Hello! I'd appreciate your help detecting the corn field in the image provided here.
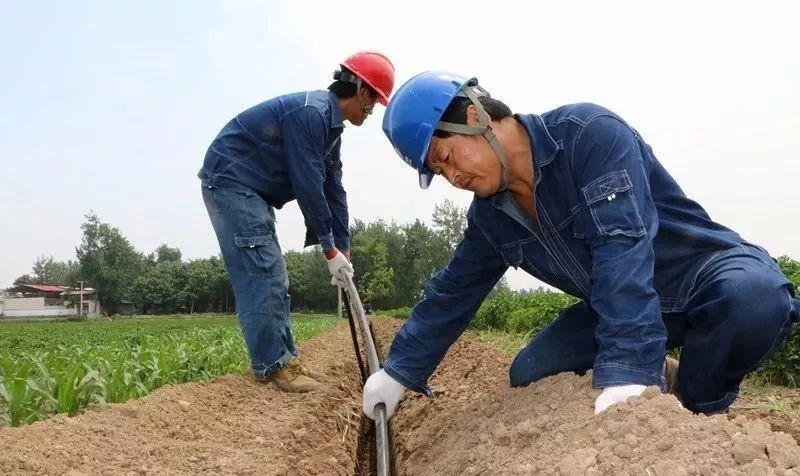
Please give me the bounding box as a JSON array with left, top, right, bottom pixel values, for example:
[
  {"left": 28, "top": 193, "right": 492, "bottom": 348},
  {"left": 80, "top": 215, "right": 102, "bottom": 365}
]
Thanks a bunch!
[{"left": 0, "top": 314, "right": 337, "bottom": 427}]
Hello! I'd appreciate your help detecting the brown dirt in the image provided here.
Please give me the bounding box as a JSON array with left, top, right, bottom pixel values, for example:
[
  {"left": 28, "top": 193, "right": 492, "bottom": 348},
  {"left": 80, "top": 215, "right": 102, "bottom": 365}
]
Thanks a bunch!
[
  {"left": 733, "top": 387, "right": 800, "bottom": 448},
  {"left": 371, "top": 317, "right": 800, "bottom": 476},
  {"left": 3, "top": 316, "right": 799, "bottom": 476},
  {"left": 0, "top": 323, "right": 365, "bottom": 476}
]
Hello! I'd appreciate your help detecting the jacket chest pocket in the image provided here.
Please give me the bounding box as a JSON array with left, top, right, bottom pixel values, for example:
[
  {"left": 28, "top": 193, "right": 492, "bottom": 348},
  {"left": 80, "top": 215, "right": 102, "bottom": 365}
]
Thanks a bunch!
[
  {"left": 581, "top": 170, "right": 646, "bottom": 239},
  {"left": 500, "top": 244, "right": 524, "bottom": 269}
]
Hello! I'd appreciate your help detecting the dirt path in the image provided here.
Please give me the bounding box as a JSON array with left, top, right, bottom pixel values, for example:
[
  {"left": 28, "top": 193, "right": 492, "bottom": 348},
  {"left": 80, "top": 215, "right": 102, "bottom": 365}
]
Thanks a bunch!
[
  {"left": 2, "top": 317, "right": 799, "bottom": 476},
  {"left": 0, "top": 323, "right": 364, "bottom": 476}
]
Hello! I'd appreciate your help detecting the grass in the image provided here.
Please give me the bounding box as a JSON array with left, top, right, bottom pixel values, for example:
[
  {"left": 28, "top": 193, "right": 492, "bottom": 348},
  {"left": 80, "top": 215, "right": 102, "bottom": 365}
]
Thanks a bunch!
[
  {"left": 468, "top": 328, "right": 528, "bottom": 356},
  {"left": 0, "top": 313, "right": 337, "bottom": 427}
]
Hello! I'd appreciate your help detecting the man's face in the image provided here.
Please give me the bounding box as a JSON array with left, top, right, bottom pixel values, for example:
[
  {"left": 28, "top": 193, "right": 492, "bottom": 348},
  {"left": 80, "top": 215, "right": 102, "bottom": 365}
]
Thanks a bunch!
[
  {"left": 351, "top": 87, "right": 379, "bottom": 126},
  {"left": 426, "top": 132, "right": 502, "bottom": 197}
]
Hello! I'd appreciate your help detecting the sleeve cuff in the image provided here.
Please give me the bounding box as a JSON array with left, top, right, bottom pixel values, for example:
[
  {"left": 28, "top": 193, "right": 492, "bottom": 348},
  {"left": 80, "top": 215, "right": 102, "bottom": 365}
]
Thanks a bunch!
[
  {"left": 383, "top": 360, "right": 434, "bottom": 397},
  {"left": 334, "top": 236, "right": 350, "bottom": 252},
  {"left": 318, "top": 232, "right": 335, "bottom": 251}
]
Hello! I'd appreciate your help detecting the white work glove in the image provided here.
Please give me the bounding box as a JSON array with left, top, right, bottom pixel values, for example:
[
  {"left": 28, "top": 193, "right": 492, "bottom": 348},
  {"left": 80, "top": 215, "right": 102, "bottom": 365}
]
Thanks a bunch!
[
  {"left": 362, "top": 369, "right": 407, "bottom": 420},
  {"left": 326, "top": 250, "right": 354, "bottom": 288},
  {"left": 594, "top": 384, "right": 646, "bottom": 414}
]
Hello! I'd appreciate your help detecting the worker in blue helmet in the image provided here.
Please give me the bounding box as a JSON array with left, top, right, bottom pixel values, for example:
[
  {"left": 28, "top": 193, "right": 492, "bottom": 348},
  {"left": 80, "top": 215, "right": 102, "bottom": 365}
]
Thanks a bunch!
[{"left": 362, "top": 71, "right": 799, "bottom": 420}]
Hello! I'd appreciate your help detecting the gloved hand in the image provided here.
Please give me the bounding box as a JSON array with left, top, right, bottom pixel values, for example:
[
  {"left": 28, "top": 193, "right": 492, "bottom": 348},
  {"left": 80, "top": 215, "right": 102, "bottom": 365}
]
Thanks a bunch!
[
  {"left": 325, "top": 249, "right": 354, "bottom": 288},
  {"left": 363, "top": 369, "right": 407, "bottom": 420},
  {"left": 594, "top": 384, "right": 646, "bottom": 414}
]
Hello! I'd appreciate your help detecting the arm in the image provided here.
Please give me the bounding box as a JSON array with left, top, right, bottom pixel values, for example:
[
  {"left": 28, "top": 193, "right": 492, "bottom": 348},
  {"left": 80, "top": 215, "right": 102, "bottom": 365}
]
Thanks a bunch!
[
  {"left": 282, "top": 106, "right": 336, "bottom": 252},
  {"left": 572, "top": 114, "right": 666, "bottom": 390},
  {"left": 383, "top": 209, "right": 508, "bottom": 393},
  {"left": 323, "top": 138, "right": 350, "bottom": 252}
]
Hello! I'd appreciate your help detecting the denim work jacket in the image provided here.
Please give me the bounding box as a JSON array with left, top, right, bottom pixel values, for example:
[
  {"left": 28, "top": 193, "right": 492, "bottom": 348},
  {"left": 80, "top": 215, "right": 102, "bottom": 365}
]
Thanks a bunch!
[
  {"left": 384, "top": 103, "right": 745, "bottom": 394},
  {"left": 198, "top": 90, "right": 349, "bottom": 251}
]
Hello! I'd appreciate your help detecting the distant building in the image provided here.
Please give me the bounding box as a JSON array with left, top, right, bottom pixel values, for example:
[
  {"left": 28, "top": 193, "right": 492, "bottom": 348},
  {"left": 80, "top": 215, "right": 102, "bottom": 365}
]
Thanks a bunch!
[{"left": 1, "top": 284, "right": 101, "bottom": 319}]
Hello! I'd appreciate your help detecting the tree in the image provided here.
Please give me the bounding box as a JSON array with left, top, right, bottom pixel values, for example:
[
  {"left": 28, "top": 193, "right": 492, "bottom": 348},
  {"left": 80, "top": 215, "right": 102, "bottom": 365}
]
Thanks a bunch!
[
  {"left": 131, "top": 260, "right": 187, "bottom": 314},
  {"left": 432, "top": 199, "right": 467, "bottom": 252},
  {"left": 12, "top": 274, "right": 35, "bottom": 286},
  {"left": 351, "top": 232, "right": 395, "bottom": 307},
  {"left": 153, "top": 244, "right": 182, "bottom": 263},
  {"left": 184, "top": 257, "right": 230, "bottom": 313},
  {"left": 76, "top": 213, "right": 144, "bottom": 313},
  {"left": 285, "top": 249, "right": 336, "bottom": 312},
  {"left": 31, "top": 256, "right": 81, "bottom": 286},
  {"left": 778, "top": 256, "right": 800, "bottom": 289}
]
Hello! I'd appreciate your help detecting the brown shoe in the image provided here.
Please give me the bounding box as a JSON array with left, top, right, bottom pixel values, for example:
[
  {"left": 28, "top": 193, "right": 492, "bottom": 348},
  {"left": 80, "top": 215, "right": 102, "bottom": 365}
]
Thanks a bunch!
[
  {"left": 265, "top": 360, "right": 324, "bottom": 393},
  {"left": 663, "top": 356, "right": 680, "bottom": 396},
  {"left": 290, "top": 358, "right": 326, "bottom": 382}
]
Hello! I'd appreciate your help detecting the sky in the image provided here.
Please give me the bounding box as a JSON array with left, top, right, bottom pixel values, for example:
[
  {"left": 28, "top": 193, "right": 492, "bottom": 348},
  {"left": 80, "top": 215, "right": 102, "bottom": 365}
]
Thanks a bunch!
[{"left": 1, "top": 0, "right": 798, "bottom": 291}]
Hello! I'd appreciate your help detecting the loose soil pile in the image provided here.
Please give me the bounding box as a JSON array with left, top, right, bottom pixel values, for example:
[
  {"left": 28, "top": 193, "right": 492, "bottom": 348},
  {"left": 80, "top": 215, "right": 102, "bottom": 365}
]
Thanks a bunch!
[
  {"left": 2, "top": 317, "right": 799, "bottom": 476},
  {"left": 371, "top": 318, "right": 800, "bottom": 476},
  {"left": 0, "top": 323, "right": 364, "bottom": 476}
]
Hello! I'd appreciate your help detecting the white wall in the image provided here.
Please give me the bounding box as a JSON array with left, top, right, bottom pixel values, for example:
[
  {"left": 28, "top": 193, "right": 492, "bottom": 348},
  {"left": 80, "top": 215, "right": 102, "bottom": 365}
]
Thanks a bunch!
[
  {"left": 1, "top": 297, "right": 101, "bottom": 318},
  {"left": 4, "top": 297, "right": 46, "bottom": 310},
  {"left": 4, "top": 308, "right": 74, "bottom": 318}
]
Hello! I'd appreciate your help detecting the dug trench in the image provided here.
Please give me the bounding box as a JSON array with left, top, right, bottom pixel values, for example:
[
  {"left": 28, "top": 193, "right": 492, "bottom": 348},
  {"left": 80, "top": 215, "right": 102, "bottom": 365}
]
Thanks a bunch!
[{"left": 1, "top": 317, "right": 799, "bottom": 475}]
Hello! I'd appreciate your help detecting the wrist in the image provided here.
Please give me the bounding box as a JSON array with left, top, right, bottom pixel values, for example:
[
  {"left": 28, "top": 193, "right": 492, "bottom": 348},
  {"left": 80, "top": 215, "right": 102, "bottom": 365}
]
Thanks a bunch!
[{"left": 323, "top": 247, "right": 339, "bottom": 260}]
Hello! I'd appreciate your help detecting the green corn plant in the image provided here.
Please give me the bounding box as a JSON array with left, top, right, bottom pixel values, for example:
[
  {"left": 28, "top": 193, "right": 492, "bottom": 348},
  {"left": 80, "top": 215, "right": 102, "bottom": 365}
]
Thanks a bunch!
[{"left": 0, "top": 356, "right": 47, "bottom": 426}]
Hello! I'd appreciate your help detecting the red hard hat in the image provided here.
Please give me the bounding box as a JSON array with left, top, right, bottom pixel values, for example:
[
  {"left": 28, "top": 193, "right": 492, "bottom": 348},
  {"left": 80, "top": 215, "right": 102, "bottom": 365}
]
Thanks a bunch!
[{"left": 340, "top": 51, "right": 395, "bottom": 106}]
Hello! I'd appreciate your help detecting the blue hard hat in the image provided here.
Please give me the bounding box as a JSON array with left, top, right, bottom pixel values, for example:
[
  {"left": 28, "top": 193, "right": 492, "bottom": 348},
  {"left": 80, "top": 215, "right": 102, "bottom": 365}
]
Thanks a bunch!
[{"left": 382, "top": 71, "right": 474, "bottom": 189}]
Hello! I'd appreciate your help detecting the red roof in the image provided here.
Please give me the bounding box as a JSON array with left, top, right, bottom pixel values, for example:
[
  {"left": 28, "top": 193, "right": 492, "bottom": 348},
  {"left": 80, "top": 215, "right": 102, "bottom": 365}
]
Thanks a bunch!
[{"left": 22, "top": 284, "right": 64, "bottom": 293}]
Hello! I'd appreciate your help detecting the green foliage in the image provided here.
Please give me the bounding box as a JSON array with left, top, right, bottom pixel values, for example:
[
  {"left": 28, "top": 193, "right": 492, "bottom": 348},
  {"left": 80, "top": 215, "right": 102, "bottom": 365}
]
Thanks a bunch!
[
  {"left": 285, "top": 249, "right": 337, "bottom": 312},
  {"left": 381, "top": 307, "right": 412, "bottom": 319},
  {"left": 131, "top": 260, "right": 188, "bottom": 314},
  {"left": 152, "top": 244, "right": 182, "bottom": 264},
  {"left": 12, "top": 274, "right": 35, "bottom": 286},
  {"left": 759, "top": 256, "right": 800, "bottom": 387},
  {"left": 431, "top": 199, "right": 467, "bottom": 252},
  {"left": 0, "top": 314, "right": 337, "bottom": 426},
  {"left": 351, "top": 231, "right": 394, "bottom": 305},
  {"left": 471, "top": 289, "right": 579, "bottom": 333},
  {"left": 777, "top": 256, "right": 800, "bottom": 287},
  {"left": 31, "top": 256, "right": 82, "bottom": 286},
  {"left": 76, "top": 213, "right": 144, "bottom": 313},
  {"left": 184, "top": 257, "right": 230, "bottom": 314}
]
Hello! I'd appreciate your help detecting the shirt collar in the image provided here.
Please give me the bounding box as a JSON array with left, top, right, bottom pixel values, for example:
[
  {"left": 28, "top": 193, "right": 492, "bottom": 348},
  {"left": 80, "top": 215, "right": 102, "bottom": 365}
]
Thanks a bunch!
[
  {"left": 328, "top": 90, "right": 345, "bottom": 129},
  {"left": 514, "top": 113, "right": 561, "bottom": 168}
]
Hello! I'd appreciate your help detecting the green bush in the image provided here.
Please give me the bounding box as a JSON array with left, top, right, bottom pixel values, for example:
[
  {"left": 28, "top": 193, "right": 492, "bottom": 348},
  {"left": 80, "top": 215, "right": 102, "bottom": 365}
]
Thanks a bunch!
[
  {"left": 761, "top": 330, "right": 800, "bottom": 387},
  {"left": 470, "top": 289, "right": 578, "bottom": 333},
  {"left": 380, "top": 307, "right": 413, "bottom": 319},
  {"left": 758, "top": 256, "right": 800, "bottom": 387}
]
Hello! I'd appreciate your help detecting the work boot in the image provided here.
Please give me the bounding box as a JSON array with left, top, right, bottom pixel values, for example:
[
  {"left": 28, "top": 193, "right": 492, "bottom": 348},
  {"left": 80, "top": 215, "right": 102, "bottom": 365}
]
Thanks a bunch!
[
  {"left": 290, "top": 358, "right": 327, "bottom": 382},
  {"left": 663, "top": 356, "right": 680, "bottom": 397},
  {"left": 265, "top": 359, "right": 324, "bottom": 393}
]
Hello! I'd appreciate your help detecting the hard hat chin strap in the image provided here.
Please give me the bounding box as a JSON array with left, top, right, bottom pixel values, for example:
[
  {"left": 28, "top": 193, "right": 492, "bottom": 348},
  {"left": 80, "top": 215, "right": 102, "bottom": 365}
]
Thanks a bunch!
[{"left": 435, "top": 82, "right": 510, "bottom": 192}]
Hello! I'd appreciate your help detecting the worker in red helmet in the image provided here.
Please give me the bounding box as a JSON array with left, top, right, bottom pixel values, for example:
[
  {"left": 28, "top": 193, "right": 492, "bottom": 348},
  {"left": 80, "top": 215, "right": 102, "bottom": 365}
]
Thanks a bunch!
[{"left": 198, "top": 52, "right": 394, "bottom": 393}]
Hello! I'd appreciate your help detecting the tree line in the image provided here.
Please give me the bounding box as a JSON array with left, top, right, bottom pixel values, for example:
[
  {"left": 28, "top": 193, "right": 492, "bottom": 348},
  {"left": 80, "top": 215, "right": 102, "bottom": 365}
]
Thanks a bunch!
[
  {"left": 12, "top": 204, "right": 798, "bottom": 318},
  {"left": 9, "top": 200, "right": 485, "bottom": 315}
]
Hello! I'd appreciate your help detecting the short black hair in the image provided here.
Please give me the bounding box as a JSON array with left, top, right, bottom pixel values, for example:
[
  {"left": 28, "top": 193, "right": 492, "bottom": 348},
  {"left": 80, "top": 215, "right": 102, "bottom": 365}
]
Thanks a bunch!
[
  {"left": 433, "top": 96, "right": 513, "bottom": 138},
  {"left": 328, "top": 80, "right": 358, "bottom": 99}
]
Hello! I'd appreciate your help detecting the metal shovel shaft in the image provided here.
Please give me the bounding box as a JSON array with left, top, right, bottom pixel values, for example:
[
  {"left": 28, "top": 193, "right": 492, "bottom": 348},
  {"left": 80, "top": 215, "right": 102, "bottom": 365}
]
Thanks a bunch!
[{"left": 339, "top": 271, "right": 392, "bottom": 476}]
